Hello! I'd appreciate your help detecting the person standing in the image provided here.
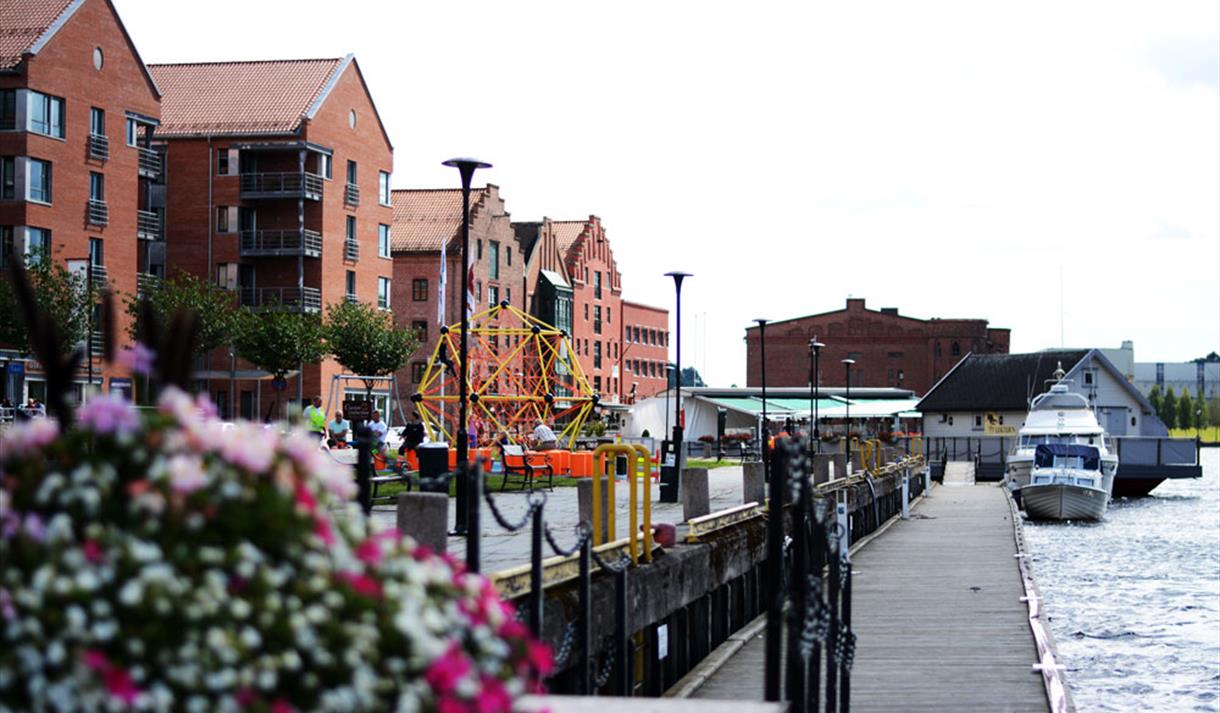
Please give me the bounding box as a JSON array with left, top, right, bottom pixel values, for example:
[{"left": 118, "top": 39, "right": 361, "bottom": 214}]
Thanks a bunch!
[
  {"left": 367, "top": 410, "right": 389, "bottom": 451},
  {"left": 304, "top": 396, "right": 327, "bottom": 439}
]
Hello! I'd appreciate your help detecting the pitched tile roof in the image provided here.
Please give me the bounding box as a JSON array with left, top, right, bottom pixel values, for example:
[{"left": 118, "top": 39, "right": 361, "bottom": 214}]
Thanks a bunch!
[
  {"left": 551, "top": 220, "right": 588, "bottom": 256},
  {"left": 391, "top": 187, "right": 488, "bottom": 252},
  {"left": 917, "top": 350, "right": 1090, "bottom": 412},
  {"left": 148, "top": 58, "right": 344, "bottom": 137},
  {"left": 0, "top": 0, "right": 74, "bottom": 69}
]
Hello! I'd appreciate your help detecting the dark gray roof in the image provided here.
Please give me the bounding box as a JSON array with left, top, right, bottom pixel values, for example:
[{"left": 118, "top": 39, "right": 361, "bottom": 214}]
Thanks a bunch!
[{"left": 917, "top": 350, "right": 1090, "bottom": 412}]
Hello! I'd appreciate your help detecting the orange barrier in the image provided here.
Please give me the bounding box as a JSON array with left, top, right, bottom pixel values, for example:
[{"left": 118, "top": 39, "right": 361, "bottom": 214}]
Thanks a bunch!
[
  {"left": 570, "top": 451, "right": 594, "bottom": 477},
  {"left": 526, "top": 449, "right": 570, "bottom": 475}
]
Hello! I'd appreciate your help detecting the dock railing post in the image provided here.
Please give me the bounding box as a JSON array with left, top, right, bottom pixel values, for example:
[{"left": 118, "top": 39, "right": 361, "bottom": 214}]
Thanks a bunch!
[
  {"left": 901, "top": 469, "right": 910, "bottom": 520},
  {"left": 763, "top": 441, "right": 787, "bottom": 701},
  {"left": 836, "top": 491, "right": 850, "bottom": 557}
]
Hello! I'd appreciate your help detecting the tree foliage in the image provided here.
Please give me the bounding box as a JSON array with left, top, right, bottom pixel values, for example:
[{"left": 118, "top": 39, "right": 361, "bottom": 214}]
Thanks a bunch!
[
  {"left": 0, "top": 257, "right": 90, "bottom": 356},
  {"left": 1160, "top": 387, "right": 1178, "bottom": 429},
  {"left": 1147, "top": 385, "right": 1162, "bottom": 417},
  {"left": 1178, "top": 389, "right": 1195, "bottom": 430},
  {"left": 323, "top": 300, "right": 419, "bottom": 395},
  {"left": 232, "top": 307, "right": 327, "bottom": 381},
  {"left": 126, "top": 270, "right": 236, "bottom": 356}
]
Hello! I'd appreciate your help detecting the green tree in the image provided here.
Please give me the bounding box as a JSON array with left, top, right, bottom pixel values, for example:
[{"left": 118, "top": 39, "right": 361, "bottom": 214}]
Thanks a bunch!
[
  {"left": 1178, "top": 389, "right": 1195, "bottom": 431},
  {"left": 1147, "top": 385, "right": 1162, "bottom": 417},
  {"left": 680, "top": 366, "right": 706, "bottom": 387},
  {"left": 0, "top": 256, "right": 90, "bottom": 357},
  {"left": 323, "top": 300, "right": 419, "bottom": 398},
  {"left": 126, "top": 270, "right": 236, "bottom": 356},
  {"left": 1195, "top": 390, "right": 1210, "bottom": 428},
  {"left": 232, "top": 307, "right": 327, "bottom": 419},
  {"left": 1160, "top": 386, "right": 1178, "bottom": 429}
]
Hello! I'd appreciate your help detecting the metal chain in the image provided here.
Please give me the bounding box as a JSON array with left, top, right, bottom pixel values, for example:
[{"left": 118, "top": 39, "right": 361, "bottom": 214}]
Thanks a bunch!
[
  {"left": 484, "top": 488, "right": 546, "bottom": 532},
  {"left": 589, "top": 549, "right": 632, "bottom": 573},
  {"left": 838, "top": 627, "right": 857, "bottom": 671},
  {"left": 414, "top": 470, "right": 456, "bottom": 491},
  {"left": 549, "top": 620, "right": 580, "bottom": 669},
  {"left": 545, "top": 520, "right": 592, "bottom": 558},
  {"left": 591, "top": 637, "right": 617, "bottom": 689}
]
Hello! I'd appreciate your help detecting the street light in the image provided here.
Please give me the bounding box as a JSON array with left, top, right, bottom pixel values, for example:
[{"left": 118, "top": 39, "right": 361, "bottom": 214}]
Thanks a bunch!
[
  {"left": 443, "top": 157, "right": 491, "bottom": 566},
  {"left": 809, "top": 338, "right": 824, "bottom": 456},
  {"left": 755, "top": 319, "right": 769, "bottom": 480},
  {"left": 842, "top": 358, "right": 855, "bottom": 474},
  {"left": 665, "top": 271, "right": 691, "bottom": 498}
]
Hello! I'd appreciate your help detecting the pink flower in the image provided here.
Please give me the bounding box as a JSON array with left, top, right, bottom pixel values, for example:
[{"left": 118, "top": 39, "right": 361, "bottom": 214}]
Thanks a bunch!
[
  {"left": 474, "top": 678, "right": 512, "bottom": 713},
  {"left": 337, "top": 571, "right": 383, "bottom": 599},
  {"left": 194, "top": 392, "right": 219, "bottom": 420},
  {"left": 270, "top": 699, "right": 295, "bottom": 713},
  {"left": 219, "top": 424, "right": 276, "bottom": 474},
  {"left": 82, "top": 539, "right": 103, "bottom": 564},
  {"left": 355, "top": 538, "right": 382, "bottom": 566},
  {"left": 22, "top": 513, "right": 46, "bottom": 542},
  {"left": 78, "top": 394, "right": 141, "bottom": 437},
  {"left": 314, "top": 516, "right": 335, "bottom": 547},
  {"left": 82, "top": 649, "right": 109, "bottom": 672},
  {"left": 499, "top": 619, "right": 528, "bottom": 640},
  {"left": 103, "top": 666, "right": 140, "bottom": 705},
  {"left": 235, "top": 688, "right": 258, "bottom": 706},
  {"left": 165, "top": 454, "right": 207, "bottom": 494},
  {"left": 527, "top": 640, "right": 554, "bottom": 676},
  {"left": 0, "top": 588, "right": 14, "bottom": 621},
  {"left": 438, "top": 697, "right": 470, "bottom": 713},
  {"left": 117, "top": 343, "right": 154, "bottom": 375},
  {"left": 0, "top": 417, "right": 59, "bottom": 460},
  {"left": 425, "top": 645, "right": 472, "bottom": 695},
  {"left": 294, "top": 483, "right": 318, "bottom": 514}
]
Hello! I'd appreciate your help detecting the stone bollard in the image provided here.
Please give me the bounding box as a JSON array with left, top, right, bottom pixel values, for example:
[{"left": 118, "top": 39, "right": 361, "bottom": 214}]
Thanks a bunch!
[
  {"left": 396, "top": 492, "right": 449, "bottom": 553},
  {"left": 742, "top": 461, "right": 766, "bottom": 505},
  {"left": 576, "top": 477, "right": 611, "bottom": 542},
  {"left": 811, "top": 454, "right": 833, "bottom": 486},
  {"left": 682, "top": 467, "right": 710, "bottom": 522},
  {"left": 831, "top": 453, "right": 847, "bottom": 480}
]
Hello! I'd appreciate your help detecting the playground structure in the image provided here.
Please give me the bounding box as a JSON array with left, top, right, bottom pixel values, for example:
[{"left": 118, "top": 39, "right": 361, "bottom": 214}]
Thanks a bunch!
[{"left": 413, "top": 301, "right": 598, "bottom": 448}]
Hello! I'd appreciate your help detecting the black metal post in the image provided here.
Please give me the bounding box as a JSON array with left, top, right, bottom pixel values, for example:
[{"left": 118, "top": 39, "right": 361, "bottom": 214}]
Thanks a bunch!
[
  {"left": 615, "top": 567, "right": 630, "bottom": 695},
  {"left": 442, "top": 158, "right": 490, "bottom": 547},
  {"left": 763, "top": 433, "right": 785, "bottom": 701},
  {"left": 809, "top": 500, "right": 826, "bottom": 711},
  {"left": 86, "top": 259, "right": 93, "bottom": 402},
  {"left": 842, "top": 359, "right": 855, "bottom": 475},
  {"left": 529, "top": 502, "right": 544, "bottom": 638},
  {"left": 355, "top": 423, "right": 372, "bottom": 515},
  {"left": 666, "top": 271, "right": 691, "bottom": 485},
  {"left": 810, "top": 338, "right": 824, "bottom": 456},
  {"left": 825, "top": 534, "right": 840, "bottom": 713},
  {"left": 756, "top": 319, "right": 769, "bottom": 481},
  {"left": 786, "top": 467, "right": 808, "bottom": 711},
  {"left": 840, "top": 555, "right": 852, "bottom": 713},
  {"left": 578, "top": 533, "right": 592, "bottom": 694}
]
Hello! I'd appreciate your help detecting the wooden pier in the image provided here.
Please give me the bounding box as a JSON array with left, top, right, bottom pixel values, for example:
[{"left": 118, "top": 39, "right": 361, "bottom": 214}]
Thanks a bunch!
[{"left": 681, "top": 483, "right": 1056, "bottom": 712}]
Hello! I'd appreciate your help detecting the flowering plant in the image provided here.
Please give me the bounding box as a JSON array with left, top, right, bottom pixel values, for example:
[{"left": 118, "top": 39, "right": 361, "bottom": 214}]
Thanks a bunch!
[{"left": 0, "top": 389, "right": 550, "bottom": 712}]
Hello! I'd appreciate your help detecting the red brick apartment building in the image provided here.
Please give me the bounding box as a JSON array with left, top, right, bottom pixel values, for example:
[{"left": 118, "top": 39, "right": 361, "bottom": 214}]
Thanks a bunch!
[
  {"left": 744, "top": 297, "right": 1010, "bottom": 396},
  {"left": 389, "top": 185, "right": 524, "bottom": 404},
  {"left": 0, "top": 0, "right": 160, "bottom": 404},
  {"left": 550, "top": 216, "right": 623, "bottom": 400},
  {"left": 149, "top": 56, "right": 394, "bottom": 419},
  {"left": 621, "top": 300, "right": 669, "bottom": 401}
]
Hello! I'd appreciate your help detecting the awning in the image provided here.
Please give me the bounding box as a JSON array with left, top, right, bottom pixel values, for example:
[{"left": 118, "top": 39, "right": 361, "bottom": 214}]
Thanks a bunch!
[
  {"left": 819, "top": 398, "right": 923, "bottom": 419},
  {"left": 540, "top": 270, "right": 571, "bottom": 290}
]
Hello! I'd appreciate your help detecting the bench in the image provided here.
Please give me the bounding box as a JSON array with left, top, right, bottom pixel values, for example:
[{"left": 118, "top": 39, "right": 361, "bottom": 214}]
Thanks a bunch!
[{"left": 501, "top": 444, "right": 553, "bottom": 492}]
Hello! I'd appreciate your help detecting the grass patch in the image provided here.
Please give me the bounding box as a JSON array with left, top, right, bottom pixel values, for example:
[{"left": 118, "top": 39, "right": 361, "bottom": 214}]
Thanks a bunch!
[
  {"left": 685, "top": 458, "right": 737, "bottom": 470},
  {"left": 1169, "top": 426, "right": 1220, "bottom": 444},
  {"left": 369, "top": 471, "right": 584, "bottom": 501}
]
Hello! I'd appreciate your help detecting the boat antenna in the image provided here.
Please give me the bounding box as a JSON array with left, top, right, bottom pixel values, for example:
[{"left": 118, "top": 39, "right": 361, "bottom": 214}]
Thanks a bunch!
[{"left": 1059, "top": 265, "right": 1065, "bottom": 348}]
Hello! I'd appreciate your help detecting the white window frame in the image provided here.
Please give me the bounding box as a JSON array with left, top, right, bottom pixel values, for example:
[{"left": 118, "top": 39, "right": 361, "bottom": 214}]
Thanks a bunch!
[
  {"left": 378, "top": 277, "right": 391, "bottom": 310},
  {"left": 379, "top": 171, "right": 391, "bottom": 205},
  {"left": 28, "top": 91, "right": 64, "bottom": 139},
  {"left": 378, "top": 224, "right": 391, "bottom": 258}
]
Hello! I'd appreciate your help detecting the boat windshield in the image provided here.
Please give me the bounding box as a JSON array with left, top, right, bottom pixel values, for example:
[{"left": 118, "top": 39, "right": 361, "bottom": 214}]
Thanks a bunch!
[
  {"left": 1033, "top": 444, "right": 1100, "bottom": 470},
  {"left": 1020, "top": 434, "right": 1098, "bottom": 447}
]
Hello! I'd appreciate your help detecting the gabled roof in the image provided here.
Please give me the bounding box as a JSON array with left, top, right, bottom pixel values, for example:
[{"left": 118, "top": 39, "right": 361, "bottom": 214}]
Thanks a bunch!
[
  {"left": 390, "top": 187, "right": 488, "bottom": 252},
  {"left": 149, "top": 57, "right": 347, "bottom": 137},
  {"left": 917, "top": 350, "right": 1090, "bottom": 412},
  {"left": 0, "top": 0, "right": 75, "bottom": 69},
  {"left": 552, "top": 220, "right": 587, "bottom": 256}
]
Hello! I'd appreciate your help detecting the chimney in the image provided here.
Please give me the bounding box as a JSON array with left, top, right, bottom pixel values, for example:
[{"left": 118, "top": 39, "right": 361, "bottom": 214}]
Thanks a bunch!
[
  {"left": 846, "top": 297, "right": 866, "bottom": 311},
  {"left": 881, "top": 308, "right": 899, "bottom": 316}
]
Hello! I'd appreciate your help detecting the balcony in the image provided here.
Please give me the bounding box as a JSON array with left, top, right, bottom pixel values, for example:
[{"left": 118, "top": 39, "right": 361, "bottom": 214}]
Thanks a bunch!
[
  {"left": 137, "top": 210, "right": 161, "bottom": 240},
  {"left": 344, "top": 239, "right": 359, "bottom": 262},
  {"left": 240, "top": 172, "right": 323, "bottom": 201},
  {"left": 136, "top": 272, "right": 161, "bottom": 297},
  {"left": 344, "top": 182, "right": 360, "bottom": 206},
  {"left": 345, "top": 292, "right": 359, "bottom": 304},
  {"left": 88, "top": 134, "right": 109, "bottom": 162},
  {"left": 137, "top": 147, "right": 161, "bottom": 180},
  {"left": 88, "top": 264, "right": 108, "bottom": 288},
  {"left": 240, "top": 228, "right": 322, "bottom": 258},
  {"left": 86, "top": 199, "right": 109, "bottom": 227},
  {"left": 239, "top": 286, "right": 321, "bottom": 313}
]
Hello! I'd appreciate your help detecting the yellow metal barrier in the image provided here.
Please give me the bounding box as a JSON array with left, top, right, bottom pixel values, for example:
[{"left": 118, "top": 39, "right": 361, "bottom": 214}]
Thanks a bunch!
[{"left": 592, "top": 444, "right": 654, "bottom": 564}]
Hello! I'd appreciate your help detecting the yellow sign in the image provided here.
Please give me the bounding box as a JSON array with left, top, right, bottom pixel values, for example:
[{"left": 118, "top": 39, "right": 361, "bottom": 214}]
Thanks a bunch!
[{"left": 984, "top": 412, "right": 1018, "bottom": 436}]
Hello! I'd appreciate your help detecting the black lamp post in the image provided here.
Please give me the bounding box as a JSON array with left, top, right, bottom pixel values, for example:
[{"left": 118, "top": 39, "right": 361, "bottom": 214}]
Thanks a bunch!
[
  {"left": 842, "top": 358, "right": 855, "bottom": 473},
  {"left": 442, "top": 157, "right": 491, "bottom": 565},
  {"left": 809, "top": 338, "right": 824, "bottom": 455},
  {"left": 755, "top": 319, "right": 769, "bottom": 479},
  {"left": 665, "top": 271, "right": 691, "bottom": 488}
]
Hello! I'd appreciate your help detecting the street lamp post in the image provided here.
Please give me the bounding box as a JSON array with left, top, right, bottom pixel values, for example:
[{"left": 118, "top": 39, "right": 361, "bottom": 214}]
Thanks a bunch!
[
  {"left": 665, "top": 271, "right": 691, "bottom": 500},
  {"left": 843, "top": 358, "right": 855, "bottom": 474},
  {"left": 443, "top": 157, "right": 491, "bottom": 569},
  {"left": 809, "top": 338, "right": 824, "bottom": 456},
  {"left": 755, "top": 319, "right": 769, "bottom": 480}
]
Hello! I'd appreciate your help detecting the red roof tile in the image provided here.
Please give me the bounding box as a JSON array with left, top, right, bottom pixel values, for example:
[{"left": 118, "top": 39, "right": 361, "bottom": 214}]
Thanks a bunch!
[
  {"left": 0, "top": 0, "right": 74, "bottom": 69},
  {"left": 391, "top": 187, "right": 488, "bottom": 252},
  {"left": 551, "top": 220, "right": 588, "bottom": 256},
  {"left": 148, "top": 58, "right": 344, "bottom": 137}
]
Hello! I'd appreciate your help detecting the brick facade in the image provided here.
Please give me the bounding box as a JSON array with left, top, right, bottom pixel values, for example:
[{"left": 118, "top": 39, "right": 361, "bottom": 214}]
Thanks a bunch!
[
  {"left": 0, "top": 0, "right": 160, "bottom": 403},
  {"left": 621, "top": 300, "right": 669, "bottom": 401},
  {"left": 553, "top": 216, "right": 625, "bottom": 401},
  {"left": 744, "top": 298, "right": 1010, "bottom": 396}
]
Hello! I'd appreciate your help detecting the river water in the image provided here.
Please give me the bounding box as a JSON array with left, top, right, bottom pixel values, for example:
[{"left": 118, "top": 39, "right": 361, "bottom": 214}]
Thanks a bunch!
[{"left": 1023, "top": 448, "right": 1220, "bottom": 712}]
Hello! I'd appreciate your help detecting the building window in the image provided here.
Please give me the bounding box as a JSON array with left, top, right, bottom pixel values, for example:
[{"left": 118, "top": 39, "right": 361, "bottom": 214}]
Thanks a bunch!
[
  {"left": 216, "top": 206, "right": 231, "bottom": 233},
  {"left": 89, "top": 172, "right": 104, "bottom": 202},
  {"left": 28, "top": 159, "right": 51, "bottom": 203},
  {"left": 506, "top": 287, "right": 511, "bottom": 303},
  {"left": 584, "top": 303, "right": 589, "bottom": 320},
  {"left": 318, "top": 153, "right": 332, "bottom": 179},
  {"left": 378, "top": 171, "right": 391, "bottom": 205},
  {"left": 594, "top": 305, "right": 602, "bottom": 334},
  {"left": 27, "top": 227, "right": 50, "bottom": 263},
  {"left": 28, "top": 92, "right": 65, "bottom": 138},
  {"left": 0, "top": 226, "right": 12, "bottom": 268},
  {"left": 412, "top": 278, "right": 428, "bottom": 301},
  {"left": 887, "top": 351, "right": 903, "bottom": 359},
  {"left": 606, "top": 306, "right": 611, "bottom": 324},
  {"left": 412, "top": 320, "right": 428, "bottom": 341},
  {"left": 488, "top": 285, "right": 499, "bottom": 305},
  {"left": 506, "top": 246, "right": 512, "bottom": 265},
  {"left": 594, "top": 271, "right": 602, "bottom": 299},
  {"left": 411, "top": 361, "right": 426, "bottom": 383},
  {"left": 217, "top": 149, "right": 230, "bottom": 175},
  {"left": 477, "top": 239, "right": 482, "bottom": 260},
  {"left": 476, "top": 280, "right": 482, "bottom": 303},
  {"left": 1084, "top": 371, "right": 1094, "bottom": 385},
  {"left": 593, "top": 341, "right": 602, "bottom": 369},
  {"left": 89, "top": 237, "right": 104, "bottom": 268},
  {"left": 126, "top": 118, "right": 138, "bottom": 146},
  {"left": 378, "top": 277, "right": 391, "bottom": 310},
  {"left": 90, "top": 107, "right": 105, "bottom": 137},
  {"left": 378, "top": 224, "right": 391, "bottom": 258},
  {"left": 346, "top": 160, "right": 357, "bottom": 186},
  {"left": 594, "top": 376, "right": 602, "bottom": 392},
  {"left": 951, "top": 342, "right": 961, "bottom": 357},
  {"left": 346, "top": 271, "right": 356, "bottom": 301},
  {"left": 489, "top": 241, "right": 499, "bottom": 279},
  {"left": 0, "top": 90, "right": 15, "bottom": 131},
  {"left": 1, "top": 157, "right": 14, "bottom": 200}
]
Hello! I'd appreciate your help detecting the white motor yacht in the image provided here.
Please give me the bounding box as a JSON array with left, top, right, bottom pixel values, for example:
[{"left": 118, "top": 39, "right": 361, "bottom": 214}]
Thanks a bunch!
[{"left": 1020, "top": 443, "right": 1113, "bottom": 521}]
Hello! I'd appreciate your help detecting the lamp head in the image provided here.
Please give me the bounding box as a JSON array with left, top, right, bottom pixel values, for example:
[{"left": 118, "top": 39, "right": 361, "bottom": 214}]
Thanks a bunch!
[
  {"left": 665, "top": 271, "right": 692, "bottom": 290},
  {"left": 441, "top": 158, "right": 492, "bottom": 189},
  {"left": 841, "top": 358, "right": 856, "bottom": 366},
  {"left": 809, "top": 338, "right": 825, "bottom": 353}
]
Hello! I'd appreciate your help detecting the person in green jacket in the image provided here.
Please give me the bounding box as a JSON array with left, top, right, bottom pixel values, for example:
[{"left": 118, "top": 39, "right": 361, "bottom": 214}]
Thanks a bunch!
[{"left": 304, "top": 396, "right": 327, "bottom": 439}]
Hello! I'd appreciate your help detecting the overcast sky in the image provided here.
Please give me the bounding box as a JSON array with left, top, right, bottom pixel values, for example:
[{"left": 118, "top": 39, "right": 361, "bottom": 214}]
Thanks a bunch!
[{"left": 115, "top": 0, "right": 1220, "bottom": 388}]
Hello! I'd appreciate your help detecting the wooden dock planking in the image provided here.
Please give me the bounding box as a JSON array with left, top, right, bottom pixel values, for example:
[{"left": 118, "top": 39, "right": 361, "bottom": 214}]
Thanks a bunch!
[{"left": 692, "top": 484, "right": 1049, "bottom": 712}]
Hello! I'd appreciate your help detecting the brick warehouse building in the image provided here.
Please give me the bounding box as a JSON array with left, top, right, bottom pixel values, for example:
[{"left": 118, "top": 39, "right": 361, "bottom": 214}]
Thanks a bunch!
[
  {"left": 150, "top": 56, "right": 395, "bottom": 419},
  {"left": 621, "top": 300, "right": 670, "bottom": 401},
  {"left": 0, "top": 0, "right": 161, "bottom": 404},
  {"left": 744, "top": 297, "right": 1010, "bottom": 396}
]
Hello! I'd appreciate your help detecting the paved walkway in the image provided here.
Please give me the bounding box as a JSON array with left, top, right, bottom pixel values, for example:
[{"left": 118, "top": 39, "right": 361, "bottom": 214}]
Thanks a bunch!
[
  {"left": 690, "top": 484, "right": 1048, "bottom": 712},
  {"left": 371, "top": 465, "right": 749, "bottom": 574}
]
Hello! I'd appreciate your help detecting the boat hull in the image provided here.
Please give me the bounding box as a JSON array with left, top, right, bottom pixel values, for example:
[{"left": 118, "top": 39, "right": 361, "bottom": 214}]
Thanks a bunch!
[{"left": 1020, "top": 483, "right": 1109, "bottom": 521}]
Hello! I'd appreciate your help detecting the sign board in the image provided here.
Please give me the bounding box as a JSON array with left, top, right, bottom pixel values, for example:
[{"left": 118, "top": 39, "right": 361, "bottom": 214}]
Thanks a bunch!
[
  {"left": 109, "top": 378, "right": 133, "bottom": 400},
  {"left": 984, "top": 412, "right": 1018, "bottom": 436},
  {"left": 343, "top": 399, "right": 373, "bottom": 421},
  {"left": 271, "top": 377, "right": 288, "bottom": 392},
  {"left": 6, "top": 361, "right": 24, "bottom": 375}
]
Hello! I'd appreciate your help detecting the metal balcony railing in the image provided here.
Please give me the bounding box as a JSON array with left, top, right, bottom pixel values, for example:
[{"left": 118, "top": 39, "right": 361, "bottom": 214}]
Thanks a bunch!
[
  {"left": 345, "top": 292, "right": 359, "bottom": 304},
  {"left": 137, "top": 146, "right": 161, "bottom": 179},
  {"left": 136, "top": 272, "right": 161, "bottom": 297},
  {"left": 344, "top": 239, "right": 360, "bottom": 261},
  {"left": 239, "top": 172, "right": 324, "bottom": 200},
  {"left": 88, "top": 264, "right": 108, "bottom": 288},
  {"left": 86, "top": 199, "right": 109, "bottom": 226},
  {"left": 345, "top": 182, "right": 360, "bottom": 205},
  {"left": 88, "top": 134, "right": 109, "bottom": 161},
  {"left": 239, "top": 228, "right": 323, "bottom": 257},
  {"left": 136, "top": 209, "right": 161, "bottom": 240},
  {"left": 239, "top": 286, "right": 322, "bottom": 313}
]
